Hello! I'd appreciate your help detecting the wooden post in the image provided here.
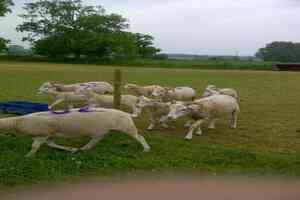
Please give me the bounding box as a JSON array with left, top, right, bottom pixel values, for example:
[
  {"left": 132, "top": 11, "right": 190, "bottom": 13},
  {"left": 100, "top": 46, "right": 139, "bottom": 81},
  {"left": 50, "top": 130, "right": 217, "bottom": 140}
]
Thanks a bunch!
[{"left": 113, "top": 69, "right": 122, "bottom": 109}]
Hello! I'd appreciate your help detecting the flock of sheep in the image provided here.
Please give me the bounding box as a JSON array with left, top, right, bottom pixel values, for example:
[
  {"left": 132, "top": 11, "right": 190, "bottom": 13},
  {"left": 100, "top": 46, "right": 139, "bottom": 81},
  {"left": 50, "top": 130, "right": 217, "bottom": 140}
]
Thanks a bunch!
[
  {"left": 0, "top": 81, "right": 240, "bottom": 157},
  {"left": 38, "top": 81, "right": 240, "bottom": 141}
]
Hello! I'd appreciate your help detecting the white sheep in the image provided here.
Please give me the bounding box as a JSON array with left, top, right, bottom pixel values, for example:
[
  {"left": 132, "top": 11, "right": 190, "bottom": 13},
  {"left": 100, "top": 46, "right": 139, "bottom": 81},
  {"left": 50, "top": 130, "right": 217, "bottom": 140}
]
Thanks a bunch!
[
  {"left": 76, "top": 88, "right": 140, "bottom": 117},
  {"left": 0, "top": 108, "right": 150, "bottom": 157},
  {"left": 167, "top": 94, "right": 240, "bottom": 140},
  {"left": 135, "top": 96, "right": 171, "bottom": 130},
  {"left": 152, "top": 86, "right": 196, "bottom": 102},
  {"left": 39, "top": 87, "right": 87, "bottom": 111},
  {"left": 124, "top": 83, "right": 164, "bottom": 97},
  {"left": 39, "top": 81, "right": 114, "bottom": 95},
  {"left": 203, "top": 84, "right": 238, "bottom": 99}
]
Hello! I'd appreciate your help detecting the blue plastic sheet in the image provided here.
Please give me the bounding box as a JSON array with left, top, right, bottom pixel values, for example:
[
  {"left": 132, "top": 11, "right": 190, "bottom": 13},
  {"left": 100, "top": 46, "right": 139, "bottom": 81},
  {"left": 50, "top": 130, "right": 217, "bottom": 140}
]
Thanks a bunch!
[{"left": 0, "top": 101, "right": 49, "bottom": 115}]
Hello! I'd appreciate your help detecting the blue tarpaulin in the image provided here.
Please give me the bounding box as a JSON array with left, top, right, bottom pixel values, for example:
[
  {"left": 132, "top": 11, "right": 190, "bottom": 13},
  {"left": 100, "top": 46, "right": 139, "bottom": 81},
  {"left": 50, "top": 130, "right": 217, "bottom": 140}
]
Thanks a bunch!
[{"left": 0, "top": 101, "right": 49, "bottom": 115}]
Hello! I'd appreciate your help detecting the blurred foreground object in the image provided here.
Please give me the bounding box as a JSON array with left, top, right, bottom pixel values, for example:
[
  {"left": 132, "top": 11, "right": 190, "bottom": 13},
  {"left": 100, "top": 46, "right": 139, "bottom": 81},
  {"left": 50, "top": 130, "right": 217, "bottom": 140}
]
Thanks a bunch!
[{"left": 2, "top": 177, "right": 300, "bottom": 200}]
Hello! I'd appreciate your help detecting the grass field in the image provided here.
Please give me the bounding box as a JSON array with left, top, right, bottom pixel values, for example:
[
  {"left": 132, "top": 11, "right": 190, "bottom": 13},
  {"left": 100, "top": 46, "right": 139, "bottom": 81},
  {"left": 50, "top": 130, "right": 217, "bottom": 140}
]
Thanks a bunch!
[
  {"left": 0, "top": 61, "right": 299, "bottom": 187},
  {"left": 0, "top": 55, "right": 274, "bottom": 70}
]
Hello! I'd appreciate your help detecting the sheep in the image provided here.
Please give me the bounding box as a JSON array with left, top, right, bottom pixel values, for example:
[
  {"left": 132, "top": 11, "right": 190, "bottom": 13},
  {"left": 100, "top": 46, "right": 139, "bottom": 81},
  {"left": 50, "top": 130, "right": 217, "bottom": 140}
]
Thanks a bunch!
[
  {"left": 39, "top": 81, "right": 114, "bottom": 95},
  {"left": 39, "top": 87, "right": 87, "bottom": 111},
  {"left": 135, "top": 96, "right": 171, "bottom": 130},
  {"left": 202, "top": 84, "right": 238, "bottom": 99},
  {"left": 124, "top": 83, "right": 164, "bottom": 97},
  {"left": 167, "top": 95, "right": 240, "bottom": 140},
  {"left": 152, "top": 86, "right": 196, "bottom": 102},
  {"left": 0, "top": 108, "right": 150, "bottom": 157},
  {"left": 76, "top": 88, "right": 140, "bottom": 117}
]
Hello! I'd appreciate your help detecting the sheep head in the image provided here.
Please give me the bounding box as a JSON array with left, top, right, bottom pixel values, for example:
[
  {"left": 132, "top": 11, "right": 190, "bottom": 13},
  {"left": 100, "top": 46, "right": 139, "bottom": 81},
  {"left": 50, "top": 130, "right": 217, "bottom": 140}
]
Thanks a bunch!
[{"left": 167, "top": 101, "right": 190, "bottom": 120}]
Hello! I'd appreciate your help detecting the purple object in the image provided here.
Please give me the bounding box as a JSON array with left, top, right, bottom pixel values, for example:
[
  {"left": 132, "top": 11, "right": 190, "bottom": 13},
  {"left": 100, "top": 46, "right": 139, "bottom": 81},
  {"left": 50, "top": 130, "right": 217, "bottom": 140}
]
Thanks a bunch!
[
  {"left": 79, "top": 82, "right": 98, "bottom": 88},
  {"left": 78, "top": 106, "right": 93, "bottom": 113}
]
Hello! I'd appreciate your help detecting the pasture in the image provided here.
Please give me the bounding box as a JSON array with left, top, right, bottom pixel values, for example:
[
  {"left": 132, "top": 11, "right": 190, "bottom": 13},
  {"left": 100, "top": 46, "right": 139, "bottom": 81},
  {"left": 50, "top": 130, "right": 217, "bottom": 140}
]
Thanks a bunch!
[{"left": 0, "top": 61, "right": 300, "bottom": 187}]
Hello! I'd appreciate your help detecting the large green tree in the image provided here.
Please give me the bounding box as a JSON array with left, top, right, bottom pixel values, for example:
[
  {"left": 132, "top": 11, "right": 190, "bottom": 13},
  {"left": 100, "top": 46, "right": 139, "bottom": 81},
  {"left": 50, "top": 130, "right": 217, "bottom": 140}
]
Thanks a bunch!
[
  {"left": 17, "top": 0, "right": 159, "bottom": 59},
  {"left": 256, "top": 41, "right": 300, "bottom": 62},
  {"left": 0, "top": 0, "right": 14, "bottom": 53}
]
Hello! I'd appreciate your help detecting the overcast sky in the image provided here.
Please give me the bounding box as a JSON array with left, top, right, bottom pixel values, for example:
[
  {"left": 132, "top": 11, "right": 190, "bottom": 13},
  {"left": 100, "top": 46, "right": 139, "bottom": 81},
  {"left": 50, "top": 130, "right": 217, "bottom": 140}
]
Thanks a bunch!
[{"left": 0, "top": 0, "right": 299, "bottom": 56}]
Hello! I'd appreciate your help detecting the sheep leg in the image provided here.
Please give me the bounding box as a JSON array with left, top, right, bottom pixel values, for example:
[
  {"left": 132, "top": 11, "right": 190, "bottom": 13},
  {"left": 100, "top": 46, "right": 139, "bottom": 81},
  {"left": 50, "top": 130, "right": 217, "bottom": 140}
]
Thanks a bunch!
[
  {"left": 80, "top": 136, "right": 104, "bottom": 151},
  {"left": 131, "top": 105, "right": 140, "bottom": 118},
  {"left": 49, "top": 99, "right": 64, "bottom": 110},
  {"left": 184, "top": 120, "right": 194, "bottom": 128},
  {"left": 147, "top": 113, "right": 157, "bottom": 130},
  {"left": 208, "top": 118, "right": 217, "bottom": 129},
  {"left": 159, "top": 115, "right": 169, "bottom": 129},
  {"left": 134, "top": 134, "right": 151, "bottom": 152},
  {"left": 46, "top": 140, "right": 78, "bottom": 153},
  {"left": 195, "top": 119, "right": 205, "bottom": 135},
  {"left": 230, "top": 111, "right": 238, "bottom": 129},
  {"left": 185, "top": 119, "right": 204, "bottom": 139},
  {"left": 67, "top": 103, "right": 74, "bottom": 110},
  {"left": 147, "top": 123, "right": 155, "bottom": 130},
  {"left": 25, "top": 137, "right": 48, "bottom": 157}
]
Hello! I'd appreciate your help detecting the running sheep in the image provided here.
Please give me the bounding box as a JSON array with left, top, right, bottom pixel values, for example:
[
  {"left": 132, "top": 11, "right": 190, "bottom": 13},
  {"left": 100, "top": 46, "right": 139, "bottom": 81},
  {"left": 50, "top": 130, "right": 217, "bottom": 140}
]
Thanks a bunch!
[
  {"left": 39, "top": 81, "right": 114, "bottom": 95},
  {"left": 0, "top": 108, "right": 150, "bottom": 157},
  {"left": 135, "top": 96, "right": 171, "bottom": 130},
  {"left": 76, "top": 87, "right": 140, "bottom": 117},
  {"left": 38, "top": 87, "right": 86, "bottom": 111},
  {"left": 167, "top": 94, "right": 240, "bottom": 140},
  {"left": 202, "top": 84, "right": 238, "bottom": 99},
  {"left": 152, "top": 86, "right": 196, "bottom": 102},
  {"left": 124, "top": 83, "right": 164, "bottom": 97}
]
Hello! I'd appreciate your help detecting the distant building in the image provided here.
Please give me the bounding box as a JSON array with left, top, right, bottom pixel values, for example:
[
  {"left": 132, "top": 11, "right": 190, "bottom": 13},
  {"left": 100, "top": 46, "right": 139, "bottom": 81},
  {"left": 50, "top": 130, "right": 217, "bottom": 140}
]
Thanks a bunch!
[{"left": 273, "top": 63, "right": 300, "bottom": 71}]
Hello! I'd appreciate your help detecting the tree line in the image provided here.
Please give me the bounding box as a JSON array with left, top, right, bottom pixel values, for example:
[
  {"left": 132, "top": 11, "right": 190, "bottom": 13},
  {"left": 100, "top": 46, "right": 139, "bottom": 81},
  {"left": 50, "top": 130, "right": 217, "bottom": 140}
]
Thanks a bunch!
[
  {"left": 256, "top": 41, "right": 300, "bottom": 62},
  {"left": 0, "top": 0, "right": 160, "bottom": 60}
]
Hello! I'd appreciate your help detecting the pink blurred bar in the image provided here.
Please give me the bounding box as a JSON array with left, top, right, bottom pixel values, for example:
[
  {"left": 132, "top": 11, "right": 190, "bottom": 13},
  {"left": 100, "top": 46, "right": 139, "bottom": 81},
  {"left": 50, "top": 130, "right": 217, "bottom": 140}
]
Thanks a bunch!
[{"left": 2, "top": 176, "right": 300, "bottom": 200}]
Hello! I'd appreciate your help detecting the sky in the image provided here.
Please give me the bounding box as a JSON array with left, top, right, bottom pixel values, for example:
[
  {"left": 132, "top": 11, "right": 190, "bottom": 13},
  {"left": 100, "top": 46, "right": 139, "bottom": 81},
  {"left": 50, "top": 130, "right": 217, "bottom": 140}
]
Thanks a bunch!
[{"left": 0, "top": 0, "right": 299, "bottom": 56}]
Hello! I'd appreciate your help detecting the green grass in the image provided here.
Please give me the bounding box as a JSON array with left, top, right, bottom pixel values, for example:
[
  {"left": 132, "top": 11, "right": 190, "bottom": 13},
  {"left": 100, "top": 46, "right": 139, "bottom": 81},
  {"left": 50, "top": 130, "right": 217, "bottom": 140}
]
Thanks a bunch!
[
  {"left": 0, "top": 61, "right": 299, "bottom": 187},
  {"left": 114, "top": 58, "right": 274, "bottom": 70},
  {"left": 0, "top": 55, "right": 274, "bottom": 70}
]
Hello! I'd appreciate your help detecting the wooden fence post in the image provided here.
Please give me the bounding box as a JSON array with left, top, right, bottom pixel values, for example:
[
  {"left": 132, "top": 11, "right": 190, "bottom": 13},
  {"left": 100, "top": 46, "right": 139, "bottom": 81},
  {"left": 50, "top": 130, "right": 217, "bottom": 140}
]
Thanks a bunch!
[{"left": 113, "top": 69, "right": 122, "bottom": 109}]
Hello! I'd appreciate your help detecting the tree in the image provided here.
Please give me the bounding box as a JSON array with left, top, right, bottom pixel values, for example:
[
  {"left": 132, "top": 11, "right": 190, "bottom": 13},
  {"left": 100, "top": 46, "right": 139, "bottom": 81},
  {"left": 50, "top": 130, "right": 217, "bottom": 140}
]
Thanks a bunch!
[
  {"left": 33, "top": 35, "right": 70, "bottom": 57},
  {"left": 17, "top": 0, "right": 133, "bottom": 59},
  {"left": 134, "top": 33, "right": 160, "bottom": 58},
  {"left": 17, "top": 0, "right": 160, "bottom": 60},
  {"left": 0, "top": 38, "right": 9, "bottom": 53},
  {"left": 256, "top": 41, "right": 300, "bottom": 62},
  {"left": 0, "top": 0, "right": 14, "bottom": 53},
  {"left": 0, "top": 0, "right": 13, "bottom": 16}
]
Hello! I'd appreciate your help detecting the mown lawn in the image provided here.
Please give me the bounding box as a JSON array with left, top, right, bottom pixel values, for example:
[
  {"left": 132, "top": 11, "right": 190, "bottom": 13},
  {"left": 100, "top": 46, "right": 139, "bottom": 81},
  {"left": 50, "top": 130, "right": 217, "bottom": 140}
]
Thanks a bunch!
[{"left": 0, "top": 61, "right": 299, "bottom": 187}]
